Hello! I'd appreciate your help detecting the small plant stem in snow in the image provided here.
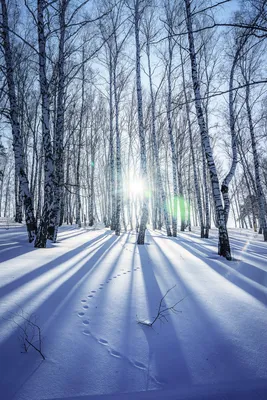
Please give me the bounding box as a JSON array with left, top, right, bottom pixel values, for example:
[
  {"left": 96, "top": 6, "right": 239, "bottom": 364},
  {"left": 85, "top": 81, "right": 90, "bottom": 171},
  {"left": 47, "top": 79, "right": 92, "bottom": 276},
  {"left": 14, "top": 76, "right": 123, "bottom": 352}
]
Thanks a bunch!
[{"left": 138, "top": 285, "right": 186, "bottom": 327}]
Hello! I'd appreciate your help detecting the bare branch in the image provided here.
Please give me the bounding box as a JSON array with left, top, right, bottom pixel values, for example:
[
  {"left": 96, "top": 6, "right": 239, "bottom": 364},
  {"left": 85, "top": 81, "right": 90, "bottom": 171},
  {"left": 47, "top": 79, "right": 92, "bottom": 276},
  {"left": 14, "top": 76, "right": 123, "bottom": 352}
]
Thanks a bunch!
[
  {"left": 3, "top": 309, "right": 45, "bottom": 360},
  {"left": 137, "top": 286, "right": 187, "bottom": 327}
]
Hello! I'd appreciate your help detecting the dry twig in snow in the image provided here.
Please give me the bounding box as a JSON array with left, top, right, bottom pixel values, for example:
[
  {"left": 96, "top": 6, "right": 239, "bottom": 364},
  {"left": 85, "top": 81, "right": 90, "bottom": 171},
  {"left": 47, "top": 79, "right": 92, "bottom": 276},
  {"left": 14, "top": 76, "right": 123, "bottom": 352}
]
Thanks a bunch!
[
  {"left": 3, "top": 307, "right": 45, "bottom": 360},
  {"left": 138, "top": 285, "right": 186, "bottom": 327}
]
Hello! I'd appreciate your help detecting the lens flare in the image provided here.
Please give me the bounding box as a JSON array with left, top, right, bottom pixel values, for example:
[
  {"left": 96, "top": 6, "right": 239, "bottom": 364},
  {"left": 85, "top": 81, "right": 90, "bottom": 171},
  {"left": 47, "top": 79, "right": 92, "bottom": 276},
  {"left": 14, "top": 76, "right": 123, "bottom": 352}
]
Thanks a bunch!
[{"left": 129, "top": 179, "right": 144, "bottom": 196}]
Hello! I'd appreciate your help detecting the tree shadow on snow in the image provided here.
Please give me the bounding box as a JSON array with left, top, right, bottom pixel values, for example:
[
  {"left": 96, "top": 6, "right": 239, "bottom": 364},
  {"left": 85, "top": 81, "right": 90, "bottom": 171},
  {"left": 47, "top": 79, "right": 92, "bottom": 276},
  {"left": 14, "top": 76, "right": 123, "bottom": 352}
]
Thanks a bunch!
[
  {"left": 0, "top": 227, "right": 38, "bottom": 263},
  {"left": 150, "top": 232, "right": 267, "bottom": 303},
  {"left": 137, "top": 244, "right": 192, "bottom": 389},
  {"left": 0, "top": 234, "right": 119, "bottom": 399},
  {"left": 0, "top": 231, "right": 110, "bottom": 300},
  {"left": 171, "top": 236, "right": 267, "bottom": 305},
  {"left": 145, "top": 236, "right": 261, "bottom": 385}
]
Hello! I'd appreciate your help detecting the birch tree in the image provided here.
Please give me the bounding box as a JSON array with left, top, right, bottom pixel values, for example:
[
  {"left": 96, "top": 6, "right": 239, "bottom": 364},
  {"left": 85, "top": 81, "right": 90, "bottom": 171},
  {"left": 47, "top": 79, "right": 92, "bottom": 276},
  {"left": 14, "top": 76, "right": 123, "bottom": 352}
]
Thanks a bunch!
[
  {"left": 0, "top": 0, "right": 37, "bottom": 242},
  {"left": 221, "top": 29, "right": 251, "bottom": 225},
  {"left": 240, "top": 52, "right": 267, "bottom": 240},
  {"left": 184, "top": 0, "right": 231, "bottom": 259},
  {"left": 53, "top": 0, "right": 68, "bottom": 240},
  {"left": 34, "top": 0, "right": 55, "bottom": 248},
  {"left": 180, "top": 44, "right": 204, "bottom": 238},
  {"left": 129, "top": 0, "right": 149, "bottom": 244},
  {"left": 163, "top": 0, "right": 179, "bottom": 236},
  {"left": 143, "top": 5, "right": 172, "bottom": 236}
]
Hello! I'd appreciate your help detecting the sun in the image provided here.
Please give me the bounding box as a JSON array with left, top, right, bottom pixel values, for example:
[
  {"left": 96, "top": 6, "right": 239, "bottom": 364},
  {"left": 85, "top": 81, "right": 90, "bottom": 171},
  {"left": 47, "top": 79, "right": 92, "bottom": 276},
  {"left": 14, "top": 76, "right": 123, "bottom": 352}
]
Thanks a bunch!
[{"left": 128, "top": 178, "right": 144, "bottom": 196}]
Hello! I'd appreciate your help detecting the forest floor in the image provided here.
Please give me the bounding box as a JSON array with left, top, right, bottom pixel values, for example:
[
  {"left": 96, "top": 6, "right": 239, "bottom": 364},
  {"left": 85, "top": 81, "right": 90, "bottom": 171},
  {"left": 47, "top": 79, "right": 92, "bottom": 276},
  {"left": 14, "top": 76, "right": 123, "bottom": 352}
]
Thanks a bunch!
[{"left": 0, "top": 225, "right": 267, "bottom": 400}]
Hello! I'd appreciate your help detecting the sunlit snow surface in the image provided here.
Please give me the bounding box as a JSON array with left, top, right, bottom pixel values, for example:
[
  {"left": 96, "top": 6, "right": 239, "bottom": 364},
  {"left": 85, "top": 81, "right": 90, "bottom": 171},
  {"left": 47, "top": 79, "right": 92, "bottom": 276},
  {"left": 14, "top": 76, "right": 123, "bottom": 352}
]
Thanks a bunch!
[{"left": 0, "top": 225, "right": 267, "bottom": 400}]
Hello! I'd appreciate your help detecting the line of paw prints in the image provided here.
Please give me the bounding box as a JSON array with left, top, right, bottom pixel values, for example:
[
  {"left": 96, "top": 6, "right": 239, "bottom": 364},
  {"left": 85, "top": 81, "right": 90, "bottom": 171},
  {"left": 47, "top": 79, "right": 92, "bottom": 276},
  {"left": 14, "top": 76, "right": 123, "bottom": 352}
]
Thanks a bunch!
[
  {"left": 77, "top": 266, "right": 141, "bottom": 328},
  {"left": 120, "top": 242, "right": 152, "bottom": 253},
  {"left": 78, "top": 266, "right": 141, "bottom": 309},
  {"left": 77, "top": 321, "right": 164, "bottom": 387},
  {"left": 75, "top": 265, "right": 163, "bottom": 386}
]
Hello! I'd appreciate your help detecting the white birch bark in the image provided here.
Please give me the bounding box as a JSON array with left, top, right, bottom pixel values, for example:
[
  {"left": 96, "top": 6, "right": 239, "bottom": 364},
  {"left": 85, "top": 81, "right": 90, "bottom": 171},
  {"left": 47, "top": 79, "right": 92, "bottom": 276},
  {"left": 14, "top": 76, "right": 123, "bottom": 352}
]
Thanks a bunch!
[
  {"left": 184, "top": 0, "right": 231, "bottom": 259},
  {"left": 108, "top": 49, "right": 116, "bottom": 230},
  {"left": 244, "top": 76, "right": 267, "bottom": 241},
  {"left": 0, "top": 0, "right": 37, "bottom": 242},
  {"left": 14, "top": 174, "right": 23, "bottom": 223},
  {"left": 200, "top": 144, "right": 210, "bottom": 237},
  {"left": 114, "top": 64, "right": 122, "bottom": 235},
  {"left": 134, "top": 0, "right": 148, "bottom": 245},
  {"left": 127, "top": 129, "right": 133, "bottom": 231},
  {"left": 238, "top": 136, "right": 258, "bottom": 231},
  {"left": 53, "top": 0, "right": 67, "bottom": 241},
  {"left": 76, "top": 47, "right": 85, "bottom": 229},
  {"left": 221, "top": 38, "right": 248, "bottom": 224},
  {"left": 35, "top": 0, "right": 55, "bottom": 248},
  {"left": 88, "top": 121, "right": 96, "bottom": 227},
  {"left": 180, "top": 46, "right": 204, "bottom": 237},
  {"left": 166, "top": 31, "right": 178, "bottom": 237},
  {"left": 145, "top": 36, "right": 172, "bottom": 236}
]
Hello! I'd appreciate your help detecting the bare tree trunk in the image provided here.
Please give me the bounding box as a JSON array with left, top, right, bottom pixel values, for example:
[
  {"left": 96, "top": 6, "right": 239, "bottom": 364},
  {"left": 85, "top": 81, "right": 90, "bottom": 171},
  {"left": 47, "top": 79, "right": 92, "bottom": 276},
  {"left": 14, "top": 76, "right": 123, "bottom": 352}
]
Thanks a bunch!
[
  {"left": 0, "top": 164, "right": 6, "bottom": 217},
  {"left": 14, "top": 174, "right": 23, "bottom": 223},
  {"left": 114, "top": 59, "right": 122, "bottom": 235},
  {"left": 166, "top": 34, "right": 178, "bottom": 237},
  {"left": 244, "top": 76, "right": 267, "bottom": 240},
  {"left": 35, "top": 0, "right": 55, "bottom": 248},
  {"left": 108, "top": 51, "right": 116, "bottom": 230},
  {"left": 0, "top": 0, "right": 36, "bottom": 241},
  {"left": 36, "top": 143, "right": 43, "bottom": 222},
  {"left": 238, "top": 142, "right": 258, "bottom": 231},
  {"left": 65, "top": 142, "right": 70, "bottom": 224},
  {"left": 127, "top": 134, "right": 133, "bottom": 231},
  {"left": 4, "top": 168, "right": 11, "bottom": 218},
  {"left": 134, "top": 0, "right": 148, "bottom": 245},
  {"left": 221, "top": 39, "right": 248, "bottom": 224},
  {"left": 53, "top": 0, "right": 67, "bottom": 240},
  {"left": 201, "top": 144, "right": 210, "bottom": 237},
  {"left": 183, "top": 85, "right": 204, "bottom": 237},
  {"left": 187, "top": 156, "right": 192, "bottom": 231},
  {"left": 146, "top": 36, "right": 172, "bottom": 236},
  {"left": 89, "top": 148, "right": 95, "bottom": 227},
  {"left": 185, "top": 0, "right": 231, "bottom": 259},
  {"left": 76, "top": 48, "right": 85, "bottom": 228}
]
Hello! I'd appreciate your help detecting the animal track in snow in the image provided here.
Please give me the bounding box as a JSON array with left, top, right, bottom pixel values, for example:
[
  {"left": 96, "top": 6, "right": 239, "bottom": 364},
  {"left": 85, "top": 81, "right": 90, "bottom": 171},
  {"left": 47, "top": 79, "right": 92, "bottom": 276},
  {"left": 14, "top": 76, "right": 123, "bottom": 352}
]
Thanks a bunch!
[
  {"left": 154, "top": 377, "right": 165, "bottom": 385},
  {"left": 78, "top": 263, "right": 146, "bottom": 351},
  {"left": 109, "top": 349, "right": 121, "bottom": 358},
  {"left": 78, "top": 312, "right": 85, "bottom": 317},
  {"left": 99, "top": 338, "right": 108, "bottom": 345},
  {"left": 79, "top": 321, "right": 161, "bottom": 387},
  {"left": 133, "top": 361, "right": 146, "bottom": 370}
]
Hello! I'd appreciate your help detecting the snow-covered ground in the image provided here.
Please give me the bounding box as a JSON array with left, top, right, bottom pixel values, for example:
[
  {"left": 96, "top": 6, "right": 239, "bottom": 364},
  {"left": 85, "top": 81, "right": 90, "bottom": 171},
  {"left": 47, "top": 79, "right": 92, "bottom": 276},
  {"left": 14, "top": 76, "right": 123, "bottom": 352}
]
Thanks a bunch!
[{"left": 0, "top": 225, "right": 267, "bottom": 400}]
